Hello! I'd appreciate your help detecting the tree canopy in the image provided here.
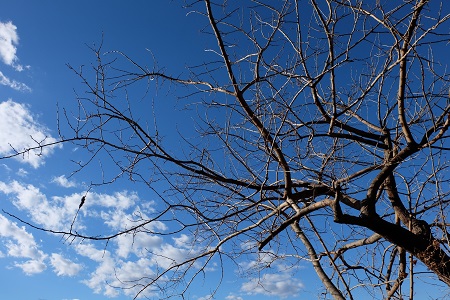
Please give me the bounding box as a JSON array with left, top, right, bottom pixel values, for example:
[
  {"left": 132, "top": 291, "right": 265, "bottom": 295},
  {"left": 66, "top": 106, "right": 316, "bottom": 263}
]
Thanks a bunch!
[{"left": 3, "top": 0, "right": 450, "bottom": 299}]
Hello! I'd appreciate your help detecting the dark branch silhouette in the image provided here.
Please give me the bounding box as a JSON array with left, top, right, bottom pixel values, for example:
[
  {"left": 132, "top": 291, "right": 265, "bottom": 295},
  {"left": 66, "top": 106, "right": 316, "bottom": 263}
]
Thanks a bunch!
[{"left": 1, "top": 1, "right": 449, "bottom": 299}]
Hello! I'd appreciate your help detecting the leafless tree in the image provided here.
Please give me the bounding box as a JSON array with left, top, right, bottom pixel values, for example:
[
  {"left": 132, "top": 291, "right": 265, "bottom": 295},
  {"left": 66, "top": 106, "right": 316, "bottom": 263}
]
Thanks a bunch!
[{"left": 3, "top": 0, "right": 450, "bottom": 299}]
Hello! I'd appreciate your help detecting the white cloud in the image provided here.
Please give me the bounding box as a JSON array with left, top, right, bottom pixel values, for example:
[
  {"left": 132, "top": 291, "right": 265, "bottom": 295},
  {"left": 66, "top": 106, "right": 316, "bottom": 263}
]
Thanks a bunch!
[
  {"left": 50, "top": 253, "right": 83, "bottom": 276},
  {"left": 241, "top": 272, "right": 303, "bottom": 299},
  {"left": 0, "top": 181, "right": 79, "bottom": 231},
  {"left": 101, "top": 204, "right": 166, "bottom": 234},
  {"left": 73, "top": 233, "right": 204, "bottom": 298},
  {"left": 0, "top": 180, "right": 205, "bottom": 298},
  {"left": 0, "top": 214, "right": 42, "bottom": 259},
  {"left": 238, "top": 250, "right": 277, "bottom": 271},
  {"left": 0, "top": 22, "right": 29, "bottom": 91},
  {"left": 0, "top": 21, "right": 26, "bottom": 71},
  {"left": 0, "top": 214, "right": 47, "bottom": 275},
  {"left": 237, "top": 250, "right": 304, "bottom": 299},
  {"left": 52, "top": 175, "right": 77, "bottom": 188},
  {"left": 0, "top": 181, "right": 156, "bottom": 234},
  {"left": 197, "top": 294, "right": 213, "bottom": 300},
  {"left": 225, "top": 294, "right": 244, "bottom": 300},
  {"left": 110, "top": 258, "right": 158, "bottom": 298},
  {"left": 75, "top": 230, "right": 203, "bottom": 297},
  {"left": 14, "top": 259, "right": 47, "bottom": 275},
  {"left": 0, "top": 21, "right": 19, "bottom": 66},
  {"left": 74, "top": 244, "right": 120, "bottom": 297},
  {"left": 76, "top": 243, "right": 159, "bottom": 298},
  {"left": 0, "top": 100, "right": 59, "bottom": 168},
  {"left": 115, "top": 231, "right": 162, "bottom": 258},
  {"left": 94, "top": 190, "right": 138, "bottom": 210},
  {"left": 151, "top": 243, "right": 195, "bottom": 269},
  {"left": 82, "top": 255, "right": 119, "bottom": 297},
  {"left": 75, "top": 242, "right": 111, "bottom": 263},
  {"left": 173, "top": 233, "right": 190, "bottom": 247}
]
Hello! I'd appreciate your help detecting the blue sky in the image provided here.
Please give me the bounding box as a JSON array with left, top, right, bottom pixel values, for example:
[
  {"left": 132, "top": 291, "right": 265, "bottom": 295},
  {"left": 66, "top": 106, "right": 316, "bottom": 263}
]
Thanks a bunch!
[
  {"left": 0, "top": 1, "right": 448, "bottom": 300},
  {"left": 0, "top": 1, "right": 313, "bottom": 300}
]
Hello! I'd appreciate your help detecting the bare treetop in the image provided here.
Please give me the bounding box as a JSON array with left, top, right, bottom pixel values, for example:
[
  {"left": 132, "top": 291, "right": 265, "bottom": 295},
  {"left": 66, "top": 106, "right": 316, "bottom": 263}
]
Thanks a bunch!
[{"left": 3, "top": 0, "right": 450, "bottom": 299}]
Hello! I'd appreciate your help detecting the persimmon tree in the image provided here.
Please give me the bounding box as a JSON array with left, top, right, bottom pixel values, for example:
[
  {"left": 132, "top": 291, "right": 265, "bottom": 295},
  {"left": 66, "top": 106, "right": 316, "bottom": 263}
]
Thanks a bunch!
[{"left": 4, "top": 0, "right": 450, "bottom": 299}]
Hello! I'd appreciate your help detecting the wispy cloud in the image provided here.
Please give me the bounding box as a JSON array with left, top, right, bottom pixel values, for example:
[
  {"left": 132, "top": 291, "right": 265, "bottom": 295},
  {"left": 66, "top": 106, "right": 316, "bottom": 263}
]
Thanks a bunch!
[
  {"left": 238, "top": 251, "right": 304, "bottom": 299},
  {"left": 241, "top": 272, "right": 304, "bottom": 298},
  {"left": 0, "top": 100, "right": 60, "bottom": 168},
  {"left": 17, "top": 168, "right": 28, "bottom": 177},
  {"left": 0, "top": 70, "right": 31, "bottom": 91}
]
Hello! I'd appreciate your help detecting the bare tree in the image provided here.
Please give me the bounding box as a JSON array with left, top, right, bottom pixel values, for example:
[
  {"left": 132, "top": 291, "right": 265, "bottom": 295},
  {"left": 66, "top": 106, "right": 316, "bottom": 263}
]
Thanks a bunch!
[{"left": 3, "top": 0, "right": 450, "bottom": 299}]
